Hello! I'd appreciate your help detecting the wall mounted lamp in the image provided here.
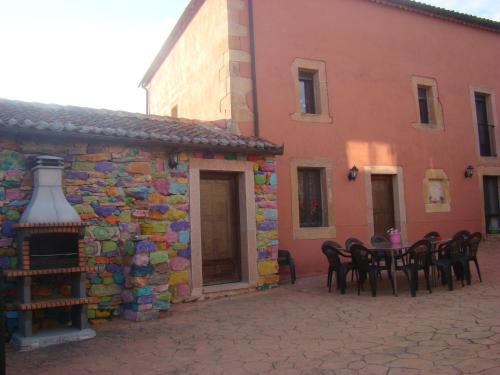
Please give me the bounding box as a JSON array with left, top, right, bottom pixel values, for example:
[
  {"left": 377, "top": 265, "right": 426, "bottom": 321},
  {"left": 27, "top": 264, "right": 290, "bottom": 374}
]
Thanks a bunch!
[
  {"left": 348, "top": 166, "right": 359, "bottom": 181},
  {"left": 168, "top": 152, "right": 179, "bottom": 169},
  {"left": 464, "top": 165, "right": 474, "bottom": 179}
]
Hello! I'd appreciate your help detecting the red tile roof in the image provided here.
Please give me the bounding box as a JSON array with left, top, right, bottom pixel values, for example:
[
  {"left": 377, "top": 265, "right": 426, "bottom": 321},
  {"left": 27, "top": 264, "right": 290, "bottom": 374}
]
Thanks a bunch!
[{"left": 0, "top": 99, "right": 283, "bottom": 155}]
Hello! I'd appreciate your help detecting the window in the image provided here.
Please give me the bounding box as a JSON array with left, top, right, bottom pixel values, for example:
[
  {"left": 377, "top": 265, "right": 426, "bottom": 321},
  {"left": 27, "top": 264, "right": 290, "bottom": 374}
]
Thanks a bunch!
[
  {"left": 299, "top": 70, "right": 317, "bottom": 114},
  {"left": 171, "top": 105, "right": 178, "bottom": 118},
  {"left": 290, "top": 159, "right": 335, "bottom": 239},
  {"left": 475, "top": 93, "right": 495, "bottom": 157},
  {"left": 411, "top": 76, "right": 443, "bottom": 130},
  {"left": 418, "top": 85, "right": 431, "bottom": 124},
  {"left": 298, "top": 168, "right": 324, "bottom": 227},
  {"left": 291, "top": 58, "right": 332, "bottom": 123}
]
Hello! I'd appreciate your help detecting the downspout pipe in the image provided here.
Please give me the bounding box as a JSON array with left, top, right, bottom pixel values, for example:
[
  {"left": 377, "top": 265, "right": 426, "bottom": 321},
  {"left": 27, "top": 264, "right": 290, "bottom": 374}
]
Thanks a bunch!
[{"left": 248, "top": 0, "right": 260, "bottom": 138}]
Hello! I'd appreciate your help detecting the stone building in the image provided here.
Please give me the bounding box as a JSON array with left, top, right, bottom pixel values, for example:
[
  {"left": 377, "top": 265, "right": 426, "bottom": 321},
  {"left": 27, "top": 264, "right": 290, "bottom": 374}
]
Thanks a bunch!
[
  {"left": 140, "top": 0, "right": 500, "bottom": 277},
  {"left": 0, "top": 98, "right": 282, "bottom": 331}
]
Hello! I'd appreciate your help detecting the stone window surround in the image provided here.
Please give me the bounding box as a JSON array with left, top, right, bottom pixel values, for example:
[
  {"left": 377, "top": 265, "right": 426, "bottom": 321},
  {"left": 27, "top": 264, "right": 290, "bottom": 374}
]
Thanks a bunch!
[
  {"left": 189, "top": 158, "right": 258, "bottom": 297},
  {"left": 290, "top": 158, "right": 335, "bottom": 240},
  {"left": 411, "top": 76, "right": 444, "bottom": 131},
  {"left": 423, "top": 169, "right": 451, "bottom": 213},
  {"left": 469, "top": 86, "right": 499, "bottom": 163},
  {"left": 290, "top": 58, "right": 332, "bottom": 124},
  {"left": 364, "top": 166, "right": 408, "bottom": 241}
]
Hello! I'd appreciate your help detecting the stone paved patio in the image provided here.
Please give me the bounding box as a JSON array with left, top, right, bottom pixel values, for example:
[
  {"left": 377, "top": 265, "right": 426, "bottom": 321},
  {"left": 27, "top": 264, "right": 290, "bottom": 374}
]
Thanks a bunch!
[{"left": 7, "top": 241, "right": 500, "bottom": 374}]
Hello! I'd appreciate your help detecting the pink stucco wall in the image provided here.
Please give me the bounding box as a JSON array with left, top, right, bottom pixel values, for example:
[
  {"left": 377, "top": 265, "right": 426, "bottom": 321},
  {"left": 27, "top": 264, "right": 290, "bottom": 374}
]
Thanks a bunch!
[{"left": 251, "top": 0, "right": 500, "bottom": 276}]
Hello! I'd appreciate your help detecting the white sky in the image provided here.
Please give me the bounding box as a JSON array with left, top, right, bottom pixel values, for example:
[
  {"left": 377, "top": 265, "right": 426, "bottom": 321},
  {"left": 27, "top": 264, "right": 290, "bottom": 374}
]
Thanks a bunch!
[{"left": 0, "top": 0, "right": 498, "bottom": 114}]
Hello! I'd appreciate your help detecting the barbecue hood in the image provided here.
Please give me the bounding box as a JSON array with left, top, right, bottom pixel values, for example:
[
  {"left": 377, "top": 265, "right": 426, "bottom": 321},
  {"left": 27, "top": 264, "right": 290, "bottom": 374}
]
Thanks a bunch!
[{"left": 20, "top": 155, "right": 82, "bottom": 223}]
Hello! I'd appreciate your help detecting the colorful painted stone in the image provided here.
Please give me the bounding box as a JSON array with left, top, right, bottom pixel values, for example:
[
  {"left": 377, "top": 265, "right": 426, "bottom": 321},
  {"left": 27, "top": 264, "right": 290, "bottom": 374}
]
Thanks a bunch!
[
  {"left": 130, "top": 265, "right": 154, "bottom": 277},
  {"left": 95, "top": 206, "right": 115, "bottom": 217},
  {"left": 132, "top": 253, "right": 150, "bottom": 267},
  {"left": 169, "top": 271, "right": 189, "bottom": 286},
  {"left": 5, "top": 189, "right": 24, "bottom": 200},
  {"left": 165, "top": 208, "right": 187, "bottom": 221},
  {"left": 92, "top": 226, "right": 118, "bottom": 241},
  {"left": 258, "top": 260, "right": 279, "bottom": 276},
  {"left": 94, "top": 161, "right": 115, "bottom": 172},
  {"left": 152, "top": 179, "right": 169, "bottom": 195},
  {"left": 176, "top": 283, "right": 191, "bottom": 298},
  {"left": 258, "top": 221, "right": 278, "bottom": 231},
  {"left": 136, "top": 240, "right": 156, "bottom": 254},
  {"left": 169, "top": 183, "right": 187, "bottom": 195},
  {"left": 170, "top": 221, "right": 189, "bottom": 232},
  {"left": 84, "top": 242, "right": 101, "bottom": 256},
  {"left": 169, "top": 256, "right": 189, "bottom": 271},
  {"left": 165, "top": 195, "right": 185, "bottom": 205},
  {"left": 149, "top": 251, "right": 168, "bottom": 265},
  {"left": 178, "top": 231, "right": 190, "bottom": 244}
]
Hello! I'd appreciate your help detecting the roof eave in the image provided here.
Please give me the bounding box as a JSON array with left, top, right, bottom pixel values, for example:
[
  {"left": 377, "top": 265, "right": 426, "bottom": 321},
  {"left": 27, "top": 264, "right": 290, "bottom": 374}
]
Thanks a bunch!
[
  {"left": 0, "top": 127, "right": 284, "bottom": 156},
  {"left": 371, "top": 0, "right": 500, "bottom": 33}
]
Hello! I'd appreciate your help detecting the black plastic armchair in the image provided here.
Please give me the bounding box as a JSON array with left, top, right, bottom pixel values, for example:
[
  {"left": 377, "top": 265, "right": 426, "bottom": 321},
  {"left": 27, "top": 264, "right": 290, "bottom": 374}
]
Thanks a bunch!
[
  {"left": 370, "top": 234, "right": 389, "bottom": 244},
  {"left": 424, "top": 231, "right": 441, "bottom": 240},
  {"left": 464, "top": 232, "right": 482, "bottom": 283},
  {"left": 345, "top": 237, "right": 364, "bottom": 251},
  {"left": 436, "top": 237, "right": 468, "bottom": 291},
  {"left": 452, "top": 230, "right": 471, "bottom": 241},
  {"left": 321, "top": 241, "right": 354, "bottom": 294},
  {"left": 350, "top": 243, "right": 394, "bottom": 297},
  {"left": 277, "top": 249, "right": 296, "bottom": 284},
  {"left": 399, "top": 240, "right": 432, "bottom": 297}
]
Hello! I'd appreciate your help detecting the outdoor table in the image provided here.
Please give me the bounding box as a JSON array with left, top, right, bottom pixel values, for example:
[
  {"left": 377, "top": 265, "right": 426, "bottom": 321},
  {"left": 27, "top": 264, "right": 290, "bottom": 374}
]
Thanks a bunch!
[
  {"left": 370, "top": 239, "right": 450, "bottom": 296},
  {"left": 370, "top": 241, "right": 412, "bottom": 296}
]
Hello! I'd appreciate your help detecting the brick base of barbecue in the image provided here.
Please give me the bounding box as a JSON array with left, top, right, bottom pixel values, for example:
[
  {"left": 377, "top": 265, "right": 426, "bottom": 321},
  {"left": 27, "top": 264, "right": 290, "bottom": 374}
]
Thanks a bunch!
[{"left": 8, "top": 222, "right": 93, "bottom": 344}]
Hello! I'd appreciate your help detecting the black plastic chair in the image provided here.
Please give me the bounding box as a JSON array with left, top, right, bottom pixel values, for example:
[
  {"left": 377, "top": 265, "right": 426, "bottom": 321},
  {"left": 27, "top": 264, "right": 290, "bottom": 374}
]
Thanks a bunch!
[
  {"left": 370, "top": 235, "right": 392, "bottom": 280},
  {"left": 424, "top": 231, "right": 440, "bottom": 240},
  {"left": 423, "top": 231, "right": 442, "bottom": 285},
  {"left": 321, "top": 241, "right": 354, "bottom": 294},
  {"left": 436, "top": 238, "right": 468, "bottom": 291},
  {"left": 345, "top": 237, "right": 364, "bottom": 251},
  {"left": 370, "top": 234, "right": 389, "bottom": 244},
  {"left": 350, "top": 243, "right": 394, "bottom": 297},
  {"left": 453, "top": 230, "right": 471, "bottom": 241},
  {"left": 277, "top": 249, "right": 296, "bottom": 284},
  {"left": 344, "top": 238, "right": 364, "bottom": 281},
  {"left": 464, "top": 232, "right": 482, "bottom": 283},
  {"left": 399, "top": 240, "right": 432, "bottom": 297}
]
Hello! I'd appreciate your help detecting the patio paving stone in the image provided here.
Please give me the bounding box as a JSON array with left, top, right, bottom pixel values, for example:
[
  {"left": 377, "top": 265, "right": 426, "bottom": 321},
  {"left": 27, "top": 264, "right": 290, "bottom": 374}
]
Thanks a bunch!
[{"left": 6, "top": 241, "right": 500, "bottom": 374}]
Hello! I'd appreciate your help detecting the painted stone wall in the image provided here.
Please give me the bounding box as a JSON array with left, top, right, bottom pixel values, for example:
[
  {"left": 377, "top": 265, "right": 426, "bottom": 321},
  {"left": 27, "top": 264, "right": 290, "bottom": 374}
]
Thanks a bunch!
[{"left": 0, "top": 137, "right": 279, "bottom": 325}]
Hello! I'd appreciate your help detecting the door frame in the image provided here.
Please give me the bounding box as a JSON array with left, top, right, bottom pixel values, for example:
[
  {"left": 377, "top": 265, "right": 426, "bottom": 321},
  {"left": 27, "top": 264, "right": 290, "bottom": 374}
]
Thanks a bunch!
[
  {"left": 189, "top": 158, "right": 258, "bottom": 297},
  {"left": 364, "top": 166, "right": 407, "bottom": 241},
  {"left": 477, "top": 166, "right": 500, "bottom": 237}
]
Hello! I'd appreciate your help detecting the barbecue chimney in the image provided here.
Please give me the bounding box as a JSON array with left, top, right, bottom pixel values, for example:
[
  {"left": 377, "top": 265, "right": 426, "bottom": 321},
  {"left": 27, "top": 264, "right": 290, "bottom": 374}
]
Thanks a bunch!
[{"left": 20, "top": 155, "right": 81, "bottom": 224}]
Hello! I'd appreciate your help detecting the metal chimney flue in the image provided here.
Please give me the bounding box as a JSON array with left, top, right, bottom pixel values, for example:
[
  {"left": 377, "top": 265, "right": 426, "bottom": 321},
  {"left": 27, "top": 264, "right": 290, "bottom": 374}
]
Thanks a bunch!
[{"left": 20, "top": 155, "right": 81, "bottom": 224}]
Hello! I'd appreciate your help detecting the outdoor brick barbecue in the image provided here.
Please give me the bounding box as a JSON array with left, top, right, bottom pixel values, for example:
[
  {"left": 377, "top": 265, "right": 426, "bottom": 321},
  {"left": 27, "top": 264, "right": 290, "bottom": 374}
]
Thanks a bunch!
[{"left": 7, "top": 156, "right": 95, "bottom": 351}]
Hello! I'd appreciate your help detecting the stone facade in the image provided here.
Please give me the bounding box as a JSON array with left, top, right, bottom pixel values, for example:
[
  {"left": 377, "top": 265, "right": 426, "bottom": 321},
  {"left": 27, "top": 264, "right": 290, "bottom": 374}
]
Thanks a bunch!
[
  {"left": 144, "top": 0, "right": 256, "bottom": 136},
  {"left": 0, "top": 136, "right": 279, "bottom": 325}
]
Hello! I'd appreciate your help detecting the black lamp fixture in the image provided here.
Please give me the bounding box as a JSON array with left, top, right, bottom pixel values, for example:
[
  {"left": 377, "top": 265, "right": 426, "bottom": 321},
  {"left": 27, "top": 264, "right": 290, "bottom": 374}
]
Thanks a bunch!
[
  {"left": 348, "top": 165, "right": 359, "bottom": 181},
  {"left": 464, "top": 165, "right": 474, "bottom": 179},
  {"left": 168, "top": 152, "right": 179, "bottom": 169}
]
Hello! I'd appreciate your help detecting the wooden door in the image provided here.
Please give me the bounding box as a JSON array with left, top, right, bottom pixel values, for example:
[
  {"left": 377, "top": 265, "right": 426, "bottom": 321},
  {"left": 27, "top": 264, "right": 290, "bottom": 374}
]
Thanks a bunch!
[
  {"left": 371, "top": 175, "right": 395, "bottom": 236},
  {"left": 200, "top": 172, "right": 241, "bottom": 285}
]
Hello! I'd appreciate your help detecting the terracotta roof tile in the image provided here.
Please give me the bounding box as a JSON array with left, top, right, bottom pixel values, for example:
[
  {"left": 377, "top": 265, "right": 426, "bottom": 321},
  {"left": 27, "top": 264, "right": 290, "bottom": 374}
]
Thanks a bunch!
[{"left": 0, "top": 99, "right": 283, "bottom": 155}]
